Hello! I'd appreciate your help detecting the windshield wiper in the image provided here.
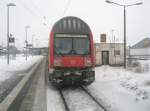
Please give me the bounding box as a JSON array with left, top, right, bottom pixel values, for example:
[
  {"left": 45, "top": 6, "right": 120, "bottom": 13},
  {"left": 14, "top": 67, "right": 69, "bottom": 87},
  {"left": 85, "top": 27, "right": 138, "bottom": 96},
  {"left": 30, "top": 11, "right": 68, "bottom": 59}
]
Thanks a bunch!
[
  {"left": 54, "top": 46, "right": 64, "bottom": 57},
  {"left": 69, "top": 49, "right": 77, "bottom": 55}
]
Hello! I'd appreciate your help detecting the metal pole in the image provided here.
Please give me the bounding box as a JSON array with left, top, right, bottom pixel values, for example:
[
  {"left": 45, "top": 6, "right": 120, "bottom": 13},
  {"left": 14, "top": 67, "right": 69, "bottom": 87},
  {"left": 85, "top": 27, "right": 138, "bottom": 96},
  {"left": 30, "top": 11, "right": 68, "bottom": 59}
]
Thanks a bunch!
[
  {"left": 25, "top": 27, "right": 28, "bottom": 61},
  {"left": 112, "top": 29, "right": 114, "bottom": 43},
  {"left": 105, "top": 0, "right": 142, "bottom": 68},
  {"left": 111, "top": 29, "right": 114, "bottom": 65},
  {"left": 32, "top": 34, "right": 34, "bottom": 56},
  {"left": 7, "top": 6, "right": 10, "bottom": 64},
  {"left": 32, "top": 36, "right": 34, "bottom": 48},
  {"left": 124, "top": 6, "right": 126, "bottom": 68},
  {"left": 114, "top": 35, "right": 116, "bottom": 65}
]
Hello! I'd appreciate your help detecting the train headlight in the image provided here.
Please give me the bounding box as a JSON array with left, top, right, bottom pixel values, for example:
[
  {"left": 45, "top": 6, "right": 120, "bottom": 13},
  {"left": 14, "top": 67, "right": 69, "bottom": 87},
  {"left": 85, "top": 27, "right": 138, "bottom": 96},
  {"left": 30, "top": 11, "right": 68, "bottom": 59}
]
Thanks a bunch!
[
  {"left": 54, "top": 57, "right": 62, "bottom": 66},
  {"left": 84, "top": 57, "right": 92, "bottom": 66}
]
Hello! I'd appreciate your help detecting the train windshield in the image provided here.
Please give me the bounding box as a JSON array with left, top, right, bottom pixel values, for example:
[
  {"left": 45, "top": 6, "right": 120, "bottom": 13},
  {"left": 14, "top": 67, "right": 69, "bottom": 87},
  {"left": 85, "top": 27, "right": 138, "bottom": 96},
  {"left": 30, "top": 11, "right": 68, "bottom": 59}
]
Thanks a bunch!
[{"left": 54, "top": 34, "right": 90, "bottom": 55}]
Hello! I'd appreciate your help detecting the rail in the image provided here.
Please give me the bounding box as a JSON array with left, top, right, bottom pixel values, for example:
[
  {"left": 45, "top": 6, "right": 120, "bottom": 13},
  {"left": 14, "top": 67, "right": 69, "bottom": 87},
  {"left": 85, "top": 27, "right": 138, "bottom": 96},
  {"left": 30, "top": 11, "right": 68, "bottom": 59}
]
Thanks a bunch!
[
  {"left": 80, "top": 85, "right": 108, "bottom": 111},
  {"left": 58, "top": 88, "right": 70, "bottom": 111}
]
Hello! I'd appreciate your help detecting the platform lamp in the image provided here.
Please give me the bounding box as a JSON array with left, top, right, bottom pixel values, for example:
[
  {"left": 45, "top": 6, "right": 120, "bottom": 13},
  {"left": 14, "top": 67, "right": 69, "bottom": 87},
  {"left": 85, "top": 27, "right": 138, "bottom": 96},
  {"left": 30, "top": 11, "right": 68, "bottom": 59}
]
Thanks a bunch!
[{"left": 7, "top": 3, "right": 16, "bottom": 64}]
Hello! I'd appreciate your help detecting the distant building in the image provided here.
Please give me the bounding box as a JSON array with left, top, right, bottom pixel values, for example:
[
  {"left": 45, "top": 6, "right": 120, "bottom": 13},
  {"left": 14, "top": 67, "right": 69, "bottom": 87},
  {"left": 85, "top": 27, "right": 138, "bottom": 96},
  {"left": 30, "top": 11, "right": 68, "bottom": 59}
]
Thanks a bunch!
[
  {"left": 95, "top": 34, "right": 124, "bottom": 66},
  {"left": 28, "top": 47, "right": 48, "bottom": 55},
  {"left": 0, "top": 45, "right": 2, "bottom": 55},
  {"left": 130, "top": 38, "right": 150, "bottom": 59},
  {"left": 0, "top": 45, "right": 7, "bottom": 55},
  {"left": 9, "top": 45, "right": 20, "bottom": 55}
]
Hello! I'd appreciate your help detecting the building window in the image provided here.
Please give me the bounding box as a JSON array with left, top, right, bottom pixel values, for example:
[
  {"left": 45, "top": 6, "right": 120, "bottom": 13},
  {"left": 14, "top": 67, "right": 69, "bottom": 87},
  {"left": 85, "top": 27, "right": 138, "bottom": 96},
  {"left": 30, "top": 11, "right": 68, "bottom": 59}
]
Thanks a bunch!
[
  {"left": 96, "top": 45, "right": 99, "bottom": 51},
  {"left": 114, "top": 50, "right": 120, "bottom": 56}
]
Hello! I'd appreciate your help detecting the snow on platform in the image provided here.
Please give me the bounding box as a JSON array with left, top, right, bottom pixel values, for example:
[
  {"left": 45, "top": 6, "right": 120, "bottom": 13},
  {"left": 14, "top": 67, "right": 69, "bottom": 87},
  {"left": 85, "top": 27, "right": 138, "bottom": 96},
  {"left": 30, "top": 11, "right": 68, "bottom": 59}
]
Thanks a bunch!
[
  {"left": 0, "top": 55, "right": 43, "bottom": 83},
  {"left": 87, "top": 64, "right": 150, "bottom": 111}
]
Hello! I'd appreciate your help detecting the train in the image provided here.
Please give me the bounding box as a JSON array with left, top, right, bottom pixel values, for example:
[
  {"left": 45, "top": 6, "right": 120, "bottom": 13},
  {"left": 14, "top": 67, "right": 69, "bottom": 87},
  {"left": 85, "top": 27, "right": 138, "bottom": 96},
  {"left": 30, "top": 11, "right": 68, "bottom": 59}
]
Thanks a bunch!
[{"left": 48, "top": 16, "right": 95, "bottom": 86}]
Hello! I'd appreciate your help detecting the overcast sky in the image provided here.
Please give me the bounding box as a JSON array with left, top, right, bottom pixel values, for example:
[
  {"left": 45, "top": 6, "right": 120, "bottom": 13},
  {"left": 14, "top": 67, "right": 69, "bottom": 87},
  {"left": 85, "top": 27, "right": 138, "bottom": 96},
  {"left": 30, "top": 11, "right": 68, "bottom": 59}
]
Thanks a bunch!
[{"left": 0, "top": 0, "right": 149, "bottom": 49}]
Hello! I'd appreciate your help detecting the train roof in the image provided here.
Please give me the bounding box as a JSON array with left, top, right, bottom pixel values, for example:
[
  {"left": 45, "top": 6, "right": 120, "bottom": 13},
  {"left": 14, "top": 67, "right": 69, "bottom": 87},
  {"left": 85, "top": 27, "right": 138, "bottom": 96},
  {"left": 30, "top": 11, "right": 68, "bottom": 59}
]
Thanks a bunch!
[{"left": 52, "top": 16, "right": 91, "bottom": 34}]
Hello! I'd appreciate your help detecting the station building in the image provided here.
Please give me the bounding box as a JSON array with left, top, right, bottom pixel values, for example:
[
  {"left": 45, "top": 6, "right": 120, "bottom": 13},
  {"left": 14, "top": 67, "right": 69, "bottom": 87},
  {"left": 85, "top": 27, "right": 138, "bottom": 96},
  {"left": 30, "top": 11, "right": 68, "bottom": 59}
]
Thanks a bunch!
[
  {"left": 94, "top": 34, "right": 124, "bottom": 66},
  {"left": 129, "top": 38, "right": 150, "bottom": 59}
]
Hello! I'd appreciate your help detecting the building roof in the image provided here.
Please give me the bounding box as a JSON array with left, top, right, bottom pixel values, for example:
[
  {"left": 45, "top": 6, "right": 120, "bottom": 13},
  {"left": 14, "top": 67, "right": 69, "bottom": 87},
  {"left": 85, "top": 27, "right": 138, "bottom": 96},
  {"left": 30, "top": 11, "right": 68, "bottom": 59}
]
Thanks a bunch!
[{"left": 131, "top": 38, "right": 150, "bottom": 49}]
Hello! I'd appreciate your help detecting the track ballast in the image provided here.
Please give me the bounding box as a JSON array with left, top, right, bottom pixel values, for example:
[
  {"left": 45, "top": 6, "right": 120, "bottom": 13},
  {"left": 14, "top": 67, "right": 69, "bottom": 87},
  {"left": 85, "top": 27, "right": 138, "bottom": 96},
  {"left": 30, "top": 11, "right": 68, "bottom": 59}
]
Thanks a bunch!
[{"left": 58, "top": 86, "right": 108, "bottom": 111}]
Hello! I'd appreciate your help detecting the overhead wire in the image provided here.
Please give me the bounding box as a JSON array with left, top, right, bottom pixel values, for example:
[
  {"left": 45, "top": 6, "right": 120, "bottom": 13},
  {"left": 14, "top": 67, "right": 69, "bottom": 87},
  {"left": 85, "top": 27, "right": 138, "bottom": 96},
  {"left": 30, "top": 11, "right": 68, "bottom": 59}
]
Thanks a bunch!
[
  {"left": 49, "top": 0, "right": 72, "bottom": 27},
  {"left": 16, "top": 0, "right": 71, "bottom": 28},
  {"left": 15, "top": 0, "right": 49, "bottom": 29},
  {"left": 29, "top": 0, "right": 50, "bottom": 26},
  {"left": 16, "top": 0, "right": 41, "bottom": 19},
  {"left": 30, "top": 0, "right": 43, "bottom": 15},
  {"left": 0, "top": 0, "right": 50, "bottom": 47},
  {"left": 61, "top": 0, "right": 72, "bottom": 17},
  {"left": 3, "top": 0, "right": 72, "bottom": 30},
  {"left": 15, "top": 0, "right": 50, "bottom": 46},
  {"left": 0, "top": 0, "right": 73, "bottom": 47}
]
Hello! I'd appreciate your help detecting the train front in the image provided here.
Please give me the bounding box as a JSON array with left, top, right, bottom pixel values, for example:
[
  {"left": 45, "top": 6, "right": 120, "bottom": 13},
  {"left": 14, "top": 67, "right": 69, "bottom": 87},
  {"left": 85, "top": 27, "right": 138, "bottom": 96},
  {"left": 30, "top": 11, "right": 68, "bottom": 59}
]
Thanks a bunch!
[{"left": 49, "top": 16, "right": 95, "bottom": 86}]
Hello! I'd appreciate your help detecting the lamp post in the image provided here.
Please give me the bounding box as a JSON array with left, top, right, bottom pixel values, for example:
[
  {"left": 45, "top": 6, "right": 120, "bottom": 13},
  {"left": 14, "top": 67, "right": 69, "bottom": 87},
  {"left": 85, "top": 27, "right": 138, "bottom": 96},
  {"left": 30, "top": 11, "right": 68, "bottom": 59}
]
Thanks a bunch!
[
  {"left": 106, "top": 0, "right": 142, "bottom": 68},
  {"left": 25, "top": 25, "right": 30, "bottom": 61},
  {"left": 32, "top": 34, "right": 35, "bottom": 56},
  {"left": 32, "top": 34, "right": 35, "bottom": 48},
  {"left": 36, "top": 38, "right": 39, "bottom": 47},
  {"left": 7, "top": 3, "right": 16, "bottom": 64}
]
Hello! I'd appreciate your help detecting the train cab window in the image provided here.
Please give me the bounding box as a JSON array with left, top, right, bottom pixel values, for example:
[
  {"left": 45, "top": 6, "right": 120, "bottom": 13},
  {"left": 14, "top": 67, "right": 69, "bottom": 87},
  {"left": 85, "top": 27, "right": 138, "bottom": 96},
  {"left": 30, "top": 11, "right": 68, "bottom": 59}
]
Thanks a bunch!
[
  {"left": 55, "top": 38, "right": 72, "bottom": 54},
  {"left": 54, "top": 34, "right": 90, "bottom": 55},
  {"left": 73, "top": 38, "right": 90, "bottom": 55}
]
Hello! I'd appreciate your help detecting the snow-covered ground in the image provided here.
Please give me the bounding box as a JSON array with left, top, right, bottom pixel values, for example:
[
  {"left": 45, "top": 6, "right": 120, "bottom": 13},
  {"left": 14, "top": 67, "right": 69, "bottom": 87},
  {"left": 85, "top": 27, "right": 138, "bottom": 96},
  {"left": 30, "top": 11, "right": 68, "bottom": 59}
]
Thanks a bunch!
[
  {"left": 0, "top": 55, "right": 43, "bottom": 83},
  {"left": 47, "top": 84, "right": 65, "bottom": 111},
  {"left": 46, "top": 60, "right": 150, "bottom": 111},
  {"left": 63, "top": 87, "right": 105, "bottom": 111},
  {"left": 87, "top": 61, "right": 150, "bottom": 111},
  {"left": 128, "top": 59, "right": 150, "bottom": 73}
]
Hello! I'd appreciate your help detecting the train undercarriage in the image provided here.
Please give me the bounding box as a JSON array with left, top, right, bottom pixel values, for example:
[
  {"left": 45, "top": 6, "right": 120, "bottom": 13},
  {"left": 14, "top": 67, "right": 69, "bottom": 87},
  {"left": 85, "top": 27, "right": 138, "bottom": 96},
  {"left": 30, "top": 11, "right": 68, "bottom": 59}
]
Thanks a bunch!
[{"left": 49, "top": 68, "right": 95, "bottom": 87}]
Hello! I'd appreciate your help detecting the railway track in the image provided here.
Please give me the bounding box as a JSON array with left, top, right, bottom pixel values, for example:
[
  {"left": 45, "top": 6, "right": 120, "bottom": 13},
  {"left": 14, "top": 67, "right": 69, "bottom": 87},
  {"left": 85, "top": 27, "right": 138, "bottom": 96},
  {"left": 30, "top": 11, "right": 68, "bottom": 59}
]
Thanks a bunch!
[
  {"left": 58, "top": 88, "right": 70, "bottom": 111},
  {"left": 58, "top": 86, "right": 108, "bottom": 111},
  {"left": 80, "top": 85, "right": 108, "bottom": 111}
]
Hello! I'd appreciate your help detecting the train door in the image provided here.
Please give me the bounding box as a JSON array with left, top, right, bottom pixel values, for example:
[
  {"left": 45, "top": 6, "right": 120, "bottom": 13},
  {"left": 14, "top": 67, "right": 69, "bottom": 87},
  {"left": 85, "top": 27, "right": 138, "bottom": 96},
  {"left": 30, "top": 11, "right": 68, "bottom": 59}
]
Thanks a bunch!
[{"left": 102, "top": 51, "right": 109, "bottom": 65}]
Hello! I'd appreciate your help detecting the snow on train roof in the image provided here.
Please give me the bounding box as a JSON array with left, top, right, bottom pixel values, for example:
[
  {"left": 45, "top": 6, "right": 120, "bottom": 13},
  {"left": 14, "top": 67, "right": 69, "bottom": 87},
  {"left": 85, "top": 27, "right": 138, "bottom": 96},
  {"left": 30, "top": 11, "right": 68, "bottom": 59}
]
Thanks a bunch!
[{"left": 52, "top": 16, "right": 91, "bottom": 34}]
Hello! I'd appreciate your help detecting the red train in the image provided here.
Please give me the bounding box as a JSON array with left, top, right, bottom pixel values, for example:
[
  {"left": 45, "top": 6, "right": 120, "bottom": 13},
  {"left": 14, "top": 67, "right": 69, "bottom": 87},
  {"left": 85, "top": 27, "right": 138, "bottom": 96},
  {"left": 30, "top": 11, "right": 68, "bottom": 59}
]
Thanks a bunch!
[{"left": 48, "top": 16, "right": 95, "bottom": 86}]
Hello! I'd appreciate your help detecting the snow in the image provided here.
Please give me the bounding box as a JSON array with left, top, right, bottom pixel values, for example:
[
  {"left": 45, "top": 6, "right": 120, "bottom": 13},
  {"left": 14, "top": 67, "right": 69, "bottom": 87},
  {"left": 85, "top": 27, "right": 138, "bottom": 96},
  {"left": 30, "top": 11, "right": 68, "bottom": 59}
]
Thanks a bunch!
[
  {"left": 128, "top": 59, "right": 150, "bottom": 73},
  {"left": 62, "top": 88, "right": 103, "bottom": 111},
  {"left": 0, "top": 55, "right": 43, "bottom": 82},
  {"left": 46, "top": 60, "right": 150, "bottom": 111},
  {"left": 47, "top": 84, "right": 65, "bottom": 111},
  {"left": 47, "top": 86, "right": 105, "bottom": 111},
  {"left": 87, "top": 62, "right": 150, "bottom": 111}
]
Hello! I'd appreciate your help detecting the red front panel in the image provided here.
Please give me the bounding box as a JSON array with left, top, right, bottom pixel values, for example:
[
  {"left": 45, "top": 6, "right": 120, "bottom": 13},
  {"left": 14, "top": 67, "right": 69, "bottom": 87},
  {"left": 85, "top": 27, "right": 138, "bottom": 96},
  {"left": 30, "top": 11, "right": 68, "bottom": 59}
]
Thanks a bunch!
[
  {"left": 49, "top": 31, "right": 95, "bottom": 69},
  {"left": 62, "top": 56, "right": 84, "bottom": 67}
]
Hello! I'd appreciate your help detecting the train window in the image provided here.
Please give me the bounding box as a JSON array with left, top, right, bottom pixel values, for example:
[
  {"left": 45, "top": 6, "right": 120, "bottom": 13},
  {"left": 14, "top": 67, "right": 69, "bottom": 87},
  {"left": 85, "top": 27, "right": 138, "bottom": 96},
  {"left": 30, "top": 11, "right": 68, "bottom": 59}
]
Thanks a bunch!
[
  {"left": 55, "top": 38, "right": 72, "bottom": 54},
  {"left": 54, "top": 34, "right": 90, "bottom": 55},
  {"left": 73, "top": 38, "right": 90, "bottom": 55},
  {"left": 114, "top": 50, "right": 120, "bottom": 56}
]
